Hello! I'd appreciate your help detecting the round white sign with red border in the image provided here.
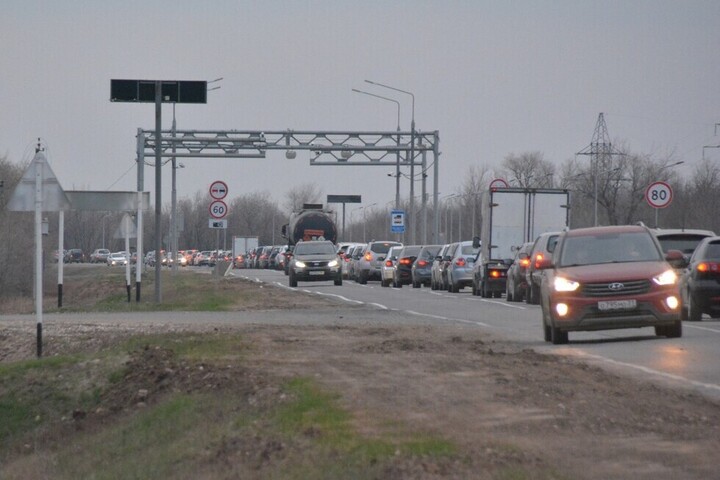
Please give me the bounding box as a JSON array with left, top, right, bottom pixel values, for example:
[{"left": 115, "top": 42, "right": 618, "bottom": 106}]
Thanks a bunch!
[
  {"left": 209, "top": 200, "right": 228, "bottom": 219},
  {"left": 645, "top": 181, "right": 673, "bottom": 209},
  {"left": 209, "top": 180, "right": 228, "bottom": 200}
]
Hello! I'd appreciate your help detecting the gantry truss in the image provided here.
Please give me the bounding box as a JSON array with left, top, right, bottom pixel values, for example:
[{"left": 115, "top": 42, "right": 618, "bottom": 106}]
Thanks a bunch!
[{"left": 136, "top": 129, "right": 441, "bottom": 243}]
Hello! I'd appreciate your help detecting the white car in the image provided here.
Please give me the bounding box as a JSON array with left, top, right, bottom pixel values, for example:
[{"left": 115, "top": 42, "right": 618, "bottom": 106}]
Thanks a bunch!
[
  {"left": 106, "top": 252, "right": 129, "bottom": 266},
  {"left": 380, "top": 246, "right": 403, "bottom": 287}
]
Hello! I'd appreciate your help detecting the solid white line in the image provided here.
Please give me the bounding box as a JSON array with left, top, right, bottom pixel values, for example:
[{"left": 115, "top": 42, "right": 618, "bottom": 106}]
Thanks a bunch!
[
  {"left": 313, "top": 292, "right": 364, "bottom": 304},
  {"left": 684, "top": 324, "right": 720, "bottom": 334},
  {"left": 561, "top": 349, "right": 720, "bottom": 394},
  {"left": 368, "top": 302, "right": 388, "bottom": 310}
]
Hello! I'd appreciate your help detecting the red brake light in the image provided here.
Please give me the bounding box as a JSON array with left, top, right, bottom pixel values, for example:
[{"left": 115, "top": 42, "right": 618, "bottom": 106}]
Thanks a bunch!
[
  {"left": 399, "top": 258, "right": 412, "bottom": 266},
  {"left": 490, "top": 270, "right": 500, "bottom": 278},
  {"left": 364, "top": 252, "right": 373, "bottom": 261},
  {"left": 520, "top": 258, "right": 530, "bottom": 268},
  {"left": 534, "top": 253, "right": 544, "bottom": 269},
  {"left": 385, "top": 260, "right": 393, "bottom": 267},
  {"left": 455, "top": 258, "right": 466, "bottom": 267},
  {"left": 698, "top": 262, "right": 720, "bottom": 273},
  {"left": 417, "top": 260, "right": 429, "bottom": 267}
]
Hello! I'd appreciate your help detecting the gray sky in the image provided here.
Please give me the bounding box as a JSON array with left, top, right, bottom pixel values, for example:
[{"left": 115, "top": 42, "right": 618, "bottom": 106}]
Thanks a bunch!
[{"left": 3, "top": 0, "right": 720, "bottom": 217}]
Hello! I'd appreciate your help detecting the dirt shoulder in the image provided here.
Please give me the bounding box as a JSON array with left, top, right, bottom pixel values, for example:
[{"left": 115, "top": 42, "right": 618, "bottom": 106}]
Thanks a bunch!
[{"left": 1, "top": 272, "right": 720, "bottom": 479}]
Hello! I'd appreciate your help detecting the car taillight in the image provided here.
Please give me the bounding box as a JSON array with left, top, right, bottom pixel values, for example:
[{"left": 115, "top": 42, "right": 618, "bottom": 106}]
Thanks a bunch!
[
  {"left": 455, "top": 258, "right": 466, "bottom": 267},
  {"left": 697, "top": 262, "right": 720, "bottom": 277},
  {"left": 364, "top": 252, "right": 373, "bottom": 261},
  {"left": 417, "top": 259, "right": 428, "bottom": 267},
  {"left": 399, "top": 258, "right": 412, "bottom": 266},
  {"left": 385, "top": 260, "right": 393, "bottom": 267},
  {"left": 534, "top": 253, "right": 544, "bottom": 269},
  {"left": 489, "top": 269, "right": 505, "bottom": 278},
  {"left": 520, "top": 258, "right": 530, "bottom": 268}
]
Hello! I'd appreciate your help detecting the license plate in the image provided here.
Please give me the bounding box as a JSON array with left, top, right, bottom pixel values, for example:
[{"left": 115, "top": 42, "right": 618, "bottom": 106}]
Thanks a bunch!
[
  {"left": 598, "top": 299, "right": 637, "bottom": 311},
  {"left": 309, "top": 271, "right": 324, "bottom": 276}
]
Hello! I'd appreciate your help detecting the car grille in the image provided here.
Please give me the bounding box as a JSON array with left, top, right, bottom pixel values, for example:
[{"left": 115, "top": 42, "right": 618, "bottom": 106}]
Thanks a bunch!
[
  {"left": 306, "top": 261, "right": 329, "bottom": 267},
  {"left": 582, "top": 279, "right": 651, "bottom": 297}
]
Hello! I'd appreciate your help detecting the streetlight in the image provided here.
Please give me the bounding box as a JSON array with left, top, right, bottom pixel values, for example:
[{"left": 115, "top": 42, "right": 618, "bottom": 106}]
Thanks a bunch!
[
  {"left": 654, "top": 161, "right": 684, "bottom": 227},
  {"left": 365, "top": 80, "right": 417, "bottom": 243},
  {"left": 352, "top": 88, "right": 402, "bottom": 239}
]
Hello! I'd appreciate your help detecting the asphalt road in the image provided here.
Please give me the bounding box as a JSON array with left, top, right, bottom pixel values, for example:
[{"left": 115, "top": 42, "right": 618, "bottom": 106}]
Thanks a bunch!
[{"left": 238, "top": 268, "right": 720, "bottom": 401}]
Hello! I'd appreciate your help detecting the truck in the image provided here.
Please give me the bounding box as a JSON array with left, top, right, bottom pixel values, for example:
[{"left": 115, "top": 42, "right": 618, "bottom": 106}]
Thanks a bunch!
[
  {"left": 472, "top": 187, "right": 570, "bottom": 298},
  {"left": 232, "top": 236, "right": 259, "bottom": 268},
  {"left": 281, "top": 204, "right": 338, "bottom": 246}
]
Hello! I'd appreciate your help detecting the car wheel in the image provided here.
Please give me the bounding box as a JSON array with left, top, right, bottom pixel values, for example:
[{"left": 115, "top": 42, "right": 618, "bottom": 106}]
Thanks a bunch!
[
  {"left": 381, "top": 278, "right": 388, "bottom": 287},
  {"left": 550, "top": 323, "right": 568, "bottom": 345},
  {"left": 289, "top": 271, "right": 298, "bottom": 288},
  {"left": 687, "top": 292, "right": 703, "bottom": 321},
  {"left": 542, "top": 307, "right": 552, "bottom": 342},
  {"left": 472, "top": 281, "right": 478, "bottom": 296},
  {"left": 431, "top": 278, "right": 437, "bottom": 290},
  {"left": 412, "top": 277, "right": 420, "bottom": 288},
  {"left": 493, "top": 291, "right": 502, "bottom": 298},
  {"left": 506, "top": 280, "right": 514, "bottom": 301},
  {"left": 334, "top": 276, "right": 342, "bottom": 286},
  {"left": 358, "top": 271, "right": 368, "bottom": 285}
]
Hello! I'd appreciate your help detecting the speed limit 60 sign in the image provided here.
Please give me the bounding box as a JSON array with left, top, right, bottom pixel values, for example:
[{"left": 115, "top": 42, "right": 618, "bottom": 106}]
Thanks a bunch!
[
  {"left": 645, "top": 181, "right": 673, "bottom": 209},
  {"left": 209, "top": 200, "right": 228, "bottom": 219}
]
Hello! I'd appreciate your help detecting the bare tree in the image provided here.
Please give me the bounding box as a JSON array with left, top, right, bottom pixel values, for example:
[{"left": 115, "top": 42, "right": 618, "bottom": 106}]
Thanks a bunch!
[
  {"left": 283, "top": 183, "right": 323, "bottom": 213},
  {"left": 501, "top": 152, "right": 556, "bottom": 188}
]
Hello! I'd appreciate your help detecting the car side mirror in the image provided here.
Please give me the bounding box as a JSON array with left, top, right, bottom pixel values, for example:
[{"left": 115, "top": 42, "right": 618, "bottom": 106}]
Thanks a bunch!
[
  {"left": 665, "top": 249, "right": 687, "bottom": 269},
  {"left": 472, "top": 236, "right": 480, "bottom": 249}
]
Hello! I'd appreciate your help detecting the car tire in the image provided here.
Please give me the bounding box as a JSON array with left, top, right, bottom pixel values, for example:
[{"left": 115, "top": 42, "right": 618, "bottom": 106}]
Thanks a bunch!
[
  {"left": 412, "top": 280, "right": 420, "bottom": 288},
  {"left": 358, "top": 271, "right": 368, "bottom": 285},
  {"left": 550, "top": 323, "right": 568, "bottom": 345},
  {"left": 381, "top": 278, "right": 388, "bottom": 287},
  {"left": 334, "top": 276, "right": 342, "bottom": 286},
  {"left": 493, "top": 291, "right": 502, "bottom": 298},
  {"left": 687, "top": 292, "right": 703, "bottom": 322},
  {"left": 506, "top": 281, "right": 514, "bottom": 301},
  {"left": 289, "top": 271, "right": 298, "bottom": 288}
]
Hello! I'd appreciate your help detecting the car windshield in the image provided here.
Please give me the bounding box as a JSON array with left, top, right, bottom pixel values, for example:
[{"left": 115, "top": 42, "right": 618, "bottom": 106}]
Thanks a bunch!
[
  {"left": 657, "top": 234, "right": 709, "bottom": 255},
  {"left": 461, "top": 245, "right": 479, "bottom": 256},
  {"left": 700, "top": 241, "right": 720, "bottom": 260},
  {"left": 294, "top": 243, "right": 336, "bottom": 255},
  {"left": 421, "top": 246, "right": 441, "bottom": 259},
  {"left": 371, "top": 242, "right": 401, "bottom": 254},
  {"left": 401, "top": 246, "right": 421, "bottom": 257},
  {"left": 559, "top": 232, "right": 660, "bottom": 266}
]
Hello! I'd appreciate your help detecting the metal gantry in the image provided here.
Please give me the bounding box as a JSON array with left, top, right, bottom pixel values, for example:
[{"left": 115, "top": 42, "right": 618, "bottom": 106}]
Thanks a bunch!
[{"left": 136, "top": 128, "right": 441, "bottom": 243}]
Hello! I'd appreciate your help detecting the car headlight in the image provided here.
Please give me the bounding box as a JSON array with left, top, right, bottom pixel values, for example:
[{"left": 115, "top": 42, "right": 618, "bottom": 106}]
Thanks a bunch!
[
  {"left": 653, "top": 269, "right": 677, "bottom": 286},
  {"left": 295, "top": 260, "right": 306, "bottom": 268},
  {"left": 328, "top": 259, "right": 339, "bottom": 268},
  {"left": 554, "top": 276, "right": 580, "bottom": 292}
]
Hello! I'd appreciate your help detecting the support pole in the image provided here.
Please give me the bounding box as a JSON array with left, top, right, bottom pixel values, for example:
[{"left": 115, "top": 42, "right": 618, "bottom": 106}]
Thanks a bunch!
[
  {"left": 34, "top": 153, "right": 43, "bottom": 358},
  {"left": 136, "top": 129, "right": 144, "bottom": 302},
  {"left": 154, "top": 82, "right": 162, "bottom": 302},
  {"left": 58, "top": 211, "right": 64, "bottom": 308}
]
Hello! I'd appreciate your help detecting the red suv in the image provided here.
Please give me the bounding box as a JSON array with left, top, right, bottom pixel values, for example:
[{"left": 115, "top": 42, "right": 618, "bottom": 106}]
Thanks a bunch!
[{"left": 539, "top": 225, "right": 684, "bottom": 344}]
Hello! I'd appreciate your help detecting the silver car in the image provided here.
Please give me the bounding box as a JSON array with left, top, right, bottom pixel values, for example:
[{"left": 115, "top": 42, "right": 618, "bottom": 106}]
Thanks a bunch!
[
  {"left": 381, "top": 245, "right": 404, "bottom": 287},
  {"left": 431, "top": 244, "right": 451, "bottom": 290},
  {"left": 355, "top": 241, "right": 402, "bottom": 284},
  {"left": 445, "top": 241, "right": 480, "bottom": 293}
]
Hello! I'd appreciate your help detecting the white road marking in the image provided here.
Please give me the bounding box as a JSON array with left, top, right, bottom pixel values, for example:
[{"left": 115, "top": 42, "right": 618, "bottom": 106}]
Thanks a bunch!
[
  {"left": 559, "top": 349, "right": 720, "bottom": 395},
  {"left": 405, "top": 310, "right": 492, "bottom": 328},
  {"left": 313, "top": 292, "right": 364, "bottom": 304},
  {"left": 684, "top": 324, "right": 720, "bottom": 334},
  {"left": 465, "top": 298, "right": 527, "bottom": 309}
]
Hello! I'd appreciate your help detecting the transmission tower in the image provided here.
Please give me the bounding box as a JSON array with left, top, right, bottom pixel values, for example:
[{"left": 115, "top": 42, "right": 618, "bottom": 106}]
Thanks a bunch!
[{"left": 576, "top": 113, "right": 624, "bottom": 226}]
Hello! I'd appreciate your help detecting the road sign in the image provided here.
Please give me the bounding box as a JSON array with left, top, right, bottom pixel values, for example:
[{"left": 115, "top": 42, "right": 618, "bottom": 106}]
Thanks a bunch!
[
  {"left": 110, "top": 79, "right": 208, "bottom": 104},
  {"left": 209, "top": 200, "right": 228, "bottom": 219},
  {"left": 645, "top": 181, "right": 673, "bottom": 209},
  {"left": 209, "top": 219, "right": 228, "bottom": 229},
  {"left": 209, "top": 180, "right": 228, "bottom": 200},
  {"left": 489, "top": 178, "right": 509, "bottom": 189},
  {"left": 391, "top": 209, "right": 405, "bottom": 233},
  {"left": 327, "top": 194, "right": 361, "bottom": 203}
]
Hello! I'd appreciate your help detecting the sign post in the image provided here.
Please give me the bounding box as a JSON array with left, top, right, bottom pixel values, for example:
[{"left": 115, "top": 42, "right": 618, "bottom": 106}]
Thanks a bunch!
[
  {"left": 645, "top": 181, "right": 673, "bottom": 228},
  {"left": 327, "top": 194, "right": 361, "bottom": 241}
]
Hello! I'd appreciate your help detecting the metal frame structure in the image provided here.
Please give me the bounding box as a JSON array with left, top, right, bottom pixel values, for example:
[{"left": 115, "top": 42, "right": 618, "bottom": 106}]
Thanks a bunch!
[{"left": 136, "top": 128, "right": 441, "bottom": 244}]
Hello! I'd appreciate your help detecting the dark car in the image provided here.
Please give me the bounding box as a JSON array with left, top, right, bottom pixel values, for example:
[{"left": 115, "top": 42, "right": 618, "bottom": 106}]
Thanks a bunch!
[
  {"left": 505, "top": 242, "right": 534, "bottom": 302},
  {"left": 679, "top": 236, "right": 720, "bottom": 321},
  {"left": 392, "top": 245, "right": 422, "bottom": 288},
  {"left": 411, "top": 245, "right": 442, "bottom": 288},
  {"left": 651, "top": 228, "right": 715, "bottom": 269},
  {"left": 525, "top": 231, "right": 561, "bottom": 305},
  {"left": 65, "top": 249, "right": 85, "bottom": 263},
  {"left": 288, "top": 240, "right": 342, "bottom": 287},
  {"left": 539, "top": 225, "right": 684, "bottom": 345}
]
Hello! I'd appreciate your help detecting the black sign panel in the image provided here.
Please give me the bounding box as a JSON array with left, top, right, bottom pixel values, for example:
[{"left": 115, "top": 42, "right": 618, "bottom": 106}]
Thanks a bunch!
[
  {"left": 110, "top": 79, "right": 207, "bottom": 104},
  {"left": 327, "top": 195, "right": 361, "bottom": 203}
]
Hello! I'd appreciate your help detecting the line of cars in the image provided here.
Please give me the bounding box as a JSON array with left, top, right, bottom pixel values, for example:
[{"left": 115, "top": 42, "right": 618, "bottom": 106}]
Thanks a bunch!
[{"left": 240, "top": 225, "right": 720, "bottom": 345}]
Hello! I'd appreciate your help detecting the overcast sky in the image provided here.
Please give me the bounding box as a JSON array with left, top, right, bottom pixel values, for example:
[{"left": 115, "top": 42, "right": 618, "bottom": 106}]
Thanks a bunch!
[{"left": 3, "top": 0, "right": 720, "bottom": 217}]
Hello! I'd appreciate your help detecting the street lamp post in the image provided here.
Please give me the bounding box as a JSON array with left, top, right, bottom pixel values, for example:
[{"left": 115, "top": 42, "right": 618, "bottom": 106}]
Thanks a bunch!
[
  {"left": 365, "top": 80, "right": 416, "bottom": 242},
  {"left": 654, "top": 161, "right": 684, "bottom": 227}
]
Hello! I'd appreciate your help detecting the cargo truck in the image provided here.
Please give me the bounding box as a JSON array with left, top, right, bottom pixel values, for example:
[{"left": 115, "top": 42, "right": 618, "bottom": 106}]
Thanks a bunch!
[
  {"left": 472, "top": 187, "right": 570, "bottom": 298},
  {"left": 281, "top": 204, "right": 338, "bottom": 246}
]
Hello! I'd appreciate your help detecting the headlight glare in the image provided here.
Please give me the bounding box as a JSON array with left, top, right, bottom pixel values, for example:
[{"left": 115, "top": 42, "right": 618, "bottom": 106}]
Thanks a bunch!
[
  {"left": 328, "top": 259, "right": 339, "bottom": 267},
  {"left": 554, "top": 276, "right": 580, "bottom": 292},
  {"left": 653, "top": 269, "right": 677, "bottom": 286},
  {"left": 294, "top": 260, "right": 306, "bottom": 268}
]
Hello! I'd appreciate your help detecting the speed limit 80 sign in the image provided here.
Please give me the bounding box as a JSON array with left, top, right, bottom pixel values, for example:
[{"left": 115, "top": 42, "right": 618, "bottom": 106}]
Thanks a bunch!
[{"left": 645, "top": 181, "right": 673, "bottom": 209}]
